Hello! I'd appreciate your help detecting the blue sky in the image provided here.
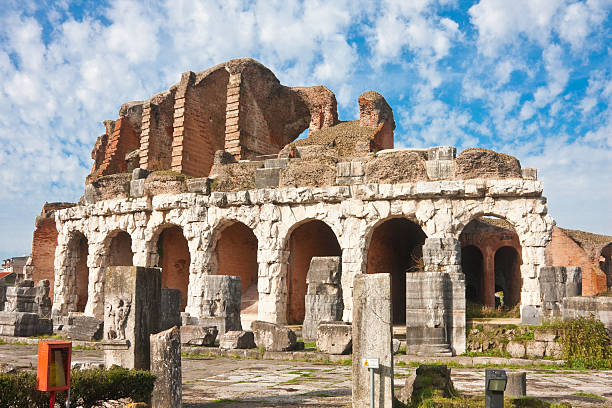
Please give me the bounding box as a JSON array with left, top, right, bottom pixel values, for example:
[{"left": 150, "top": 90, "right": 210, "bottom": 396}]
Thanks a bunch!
[{"left": 1, "top": 0, "right": 611, "bottom": 260}]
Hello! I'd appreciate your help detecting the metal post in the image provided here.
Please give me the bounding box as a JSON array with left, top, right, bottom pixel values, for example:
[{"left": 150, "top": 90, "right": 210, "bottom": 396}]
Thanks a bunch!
[
  {"left": 65, "top": 388, "right": 71, "bottom": 408},
  {"left": 49, "top": 391, "right": 55, "bottom": 408},
  {"left": 369, "top": 367, "right": 375, "bottom": 408}
]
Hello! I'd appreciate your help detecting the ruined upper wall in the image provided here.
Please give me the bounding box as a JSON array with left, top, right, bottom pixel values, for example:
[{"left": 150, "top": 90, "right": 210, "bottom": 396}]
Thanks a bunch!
[{"left": 86, "top": 58, "right": 395, "bottom": 183}]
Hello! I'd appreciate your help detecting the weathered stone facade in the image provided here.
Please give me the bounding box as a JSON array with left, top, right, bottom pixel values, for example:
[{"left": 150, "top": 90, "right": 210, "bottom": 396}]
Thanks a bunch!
[{"left": 45, "top": 58, "right": 563, "bottom": 356}]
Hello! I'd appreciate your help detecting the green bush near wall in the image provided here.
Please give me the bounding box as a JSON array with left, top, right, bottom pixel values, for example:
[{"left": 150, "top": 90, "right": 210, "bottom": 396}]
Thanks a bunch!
[
  {"left": 0, "top": 366, "right": 155, "bottom": 408},
  {"left": 561, "top": 316, "right": 612, "bottom": 369}
]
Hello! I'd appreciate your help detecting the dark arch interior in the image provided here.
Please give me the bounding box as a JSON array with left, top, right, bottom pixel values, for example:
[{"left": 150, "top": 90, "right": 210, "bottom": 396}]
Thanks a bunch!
[
  {"left": 366, "top": 218, "right": 426, "bottom": 324},
  {"left": 462, "top": 245, "right": 484, "bottom": 304},
  {"left": 216, "top": 222, "right": 259, "bottom": 317},
  {"left": 108, "top": 231, "right": 133, "bottom": 266},
  {"left": 157, "top": 226, "right": 191, "bottom": 311},
  {"left": 69, "top": 233, "right": 89, "bottom": 312},
  {"left": 287, "top": 220, "right": 341, "bottom": 324},
  {"left": 494, "top": 246, "right": 521, "bottom": 307},
  {"left": 600, "top": 244, "right": 612, "bottom": 289}
]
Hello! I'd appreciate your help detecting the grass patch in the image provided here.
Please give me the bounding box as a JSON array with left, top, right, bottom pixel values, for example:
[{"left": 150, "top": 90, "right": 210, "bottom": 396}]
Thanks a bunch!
[
  {"left": 572, "top": 392, "right": 606, "bottom": 400},
  {"left": 466, "top": 301, "right": 520, "bottom": 319}
]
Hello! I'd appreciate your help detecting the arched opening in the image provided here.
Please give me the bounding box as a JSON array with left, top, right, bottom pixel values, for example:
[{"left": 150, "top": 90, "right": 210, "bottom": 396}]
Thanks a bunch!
[
  {"left": 494, "top": 246, "right": 521, "bottom": 307},
  {"left": 215, "top": 222, "right": 259, "bottom": 325},
  {"left": 286, "top": 220, "right": 341, "bottom": 324},
  {"left": 462, "top": 245, "right": 484, "bottom": 304},
  {"left": 157, "top": 226, "right": 190, "bottom": 311},
  {"left": 601, "top": 244, "right": 612, "bottom": 290},
  {"left": 366, "top": 218, "right": 426, "bottom": 324},
  {"left": 68, "top": 232, "right": 89, "bottom": 312},
  {"left": 108, "top": 231, "right": 133, "bottom": 266},
  {"left": 459, "top": 216, "right": 522, "bottom": 313}
]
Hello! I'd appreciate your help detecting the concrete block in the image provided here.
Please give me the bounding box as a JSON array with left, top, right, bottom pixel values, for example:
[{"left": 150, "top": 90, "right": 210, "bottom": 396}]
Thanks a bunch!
[
  {"left": 150, "top": 326, "right": 182, "bottom": 408},
  {"left": 352, "top": 273, "right": 393, "bottom": 408}
]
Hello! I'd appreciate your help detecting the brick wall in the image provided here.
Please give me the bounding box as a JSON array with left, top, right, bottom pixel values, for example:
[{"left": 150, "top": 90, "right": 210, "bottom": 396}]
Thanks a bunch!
[
  {"left": 216, "top": 222, "right": 258, "bottom": 294},
  {"left": 158, "top": 226, "right": 190, "bottom": 311},
  {"left": 545, "top": 226, "right": 607, "bottom": 296},
  {"left": 88, "top": 116, "right": 140, "bottom": 182},
  {"left": 30, "top": 202, "right": 76, "bottom": 302},
  {"left": 140, "top": 90, "right": 176, "bottom": 171},
  {"left": 108, "top": 231, "right": 133, "bottom": 266},
  {"left": 287, "top": 220, "right": 341, "bottom": 324}
]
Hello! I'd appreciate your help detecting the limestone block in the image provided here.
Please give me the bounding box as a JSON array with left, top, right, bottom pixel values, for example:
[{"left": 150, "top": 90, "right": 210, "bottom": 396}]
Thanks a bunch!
[
  {"left": 352, "top": 274, "right": 393, "bottom": 408},
  {"left": 0, "top": 312, "right": 40, "bottom": 337},
  {"left": 62, "top": 315, "right": 104, "bottom": 340},
  {"left": 506, "top": 341, "right": 526, "bottom": 358},
  {"left": 34, "top": 280, "right": 52, "bottom": 317},
  {"left": 130, "top": 179, "right": 145, "bottom": 197},
  {"left": 302, "top": 257, "right": 344, "bottom": 340},
  {"left": 219, "top": 330, "right": 256, "bottom": 349},
  {"left": 264, "top": 158, "right": 289, "bottom": 169},
  {"left": 533, "top": 328, "right": 558, "bottom": 342},
  {"left": 565, "top": 267, "right": 582, "bottom": 297},
  {"left": 426, "top": 160, "right": 454, "bottom": 180},
  {"left": 150, "top": 326, "right": 182, "bottom": 408},
  {"left": 521, "top": 305, "right": 542, "bottom": 325},
  {"left": 186, "top": 178, "right": 210, "bottom": 194},
  {"left": 422, "top": 238, "right": 461, "bottom": 272},
  {"left": 102, "top": 266, "right": 161, "bottom": 370},
  {"left": 251, "top": 320, "right": 297, "bottom": 351},
  {"left": 185, "top": 326, "right": 218, "bottom": 346},
  {"left": 160, "top": 289, "right": 181, "bottom": 332},
  {"left": 427, "top": 146, "right": 456, "bottom": 161},
  {"left": 255, "top": 168, "right": 281, "bottom": 189},
  {"left": 316, "top": 322, "right": 352, "bottom": 355},
  {"left": 525, "top": 341, "right": 546, "bottom": 358},
  {"left": 506, "top": 372, "right": 527, "bottom": 397},
  {"left": 545, "top": 341, "right": 563, "bottom": 359},
  {"left": 194, "top": 275, "right": 242, "bottom": 334},
  {"left": 522, "top": 167, "right": 537, "bottom": 180}
]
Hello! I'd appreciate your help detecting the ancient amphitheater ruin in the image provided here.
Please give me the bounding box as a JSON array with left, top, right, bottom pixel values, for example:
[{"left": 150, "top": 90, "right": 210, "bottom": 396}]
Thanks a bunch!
[{"left": 7, "top": 58, "right": 611, "bottom": 355}]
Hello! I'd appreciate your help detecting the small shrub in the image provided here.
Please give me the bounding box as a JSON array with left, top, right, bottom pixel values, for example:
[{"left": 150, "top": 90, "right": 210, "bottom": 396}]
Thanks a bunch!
[
  {"left": 560, "top": 316, "right": 612, "bottom": 369},
  {"left": 0, "top": 366, "right": 155, "bottom": 408}
]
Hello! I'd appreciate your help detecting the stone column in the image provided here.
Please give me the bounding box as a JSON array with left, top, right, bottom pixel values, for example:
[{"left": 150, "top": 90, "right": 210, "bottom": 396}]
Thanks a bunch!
[
  {"left": 302, "top": 256, "right": 343, "bottom": 340},
  {"left": 352, "top": 273, "right": 393, "bottom": 408},
  {"left": 257, "top": 249, "right": 289, "bottom": 324},
  {"left": 188, "top": 275, "right": 241, "bottom": 334},
  {"left": 102, "top": 266, "right": 161, "bottom": 370},
  {"left": 150, "top": 326, "right": 182, "bottom": 408},
  {"left": 520, "top": 245, "right": 547, "bottom": 325},
  {"left": 409, "top": 238, "right": 466, "bottom": 356},
  {"left": 482, "top": 248, "right": 495, "bottom": 308}
]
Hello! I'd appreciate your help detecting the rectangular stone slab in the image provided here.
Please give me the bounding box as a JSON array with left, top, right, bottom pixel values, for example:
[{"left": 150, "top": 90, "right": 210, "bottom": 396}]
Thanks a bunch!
[{"left": 352, "top": 273, "right": 393, "bottom": 408}]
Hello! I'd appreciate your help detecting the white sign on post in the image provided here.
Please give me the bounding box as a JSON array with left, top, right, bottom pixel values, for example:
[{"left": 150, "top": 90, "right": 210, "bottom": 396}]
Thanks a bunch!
[{"left": 362, "top": 358, "right": 379, "bottom": 369}]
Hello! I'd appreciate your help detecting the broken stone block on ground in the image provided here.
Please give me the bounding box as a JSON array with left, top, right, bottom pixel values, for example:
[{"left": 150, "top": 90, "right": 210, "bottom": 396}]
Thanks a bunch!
[
  {"left": 316, "top": 322, "right": 352, "bottom": 355},
  {"left": 251, "top": 320, "right": 298, "bottom": 352},
  {"left": 182, "top": 325, "right": 218, "bottom": 346},
  {"left": 219, "top": 330, "right": 256, "bottom": 349}
]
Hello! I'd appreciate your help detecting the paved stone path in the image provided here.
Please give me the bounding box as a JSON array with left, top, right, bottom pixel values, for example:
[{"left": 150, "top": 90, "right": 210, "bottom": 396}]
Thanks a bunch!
[{"left": 1, "top": 344, "right": 611, "bottom": 407}]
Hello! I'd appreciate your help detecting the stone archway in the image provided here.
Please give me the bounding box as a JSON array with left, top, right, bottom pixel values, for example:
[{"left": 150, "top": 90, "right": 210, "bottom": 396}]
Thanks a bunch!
[
  {"left": 286, "top": 220, "right": 341, "bottom": 324},
  {"left": 462, "top": 245, "right": 484, "bottom": 304},
  {"left": 67, "top": 231, "right": 89, "bottom": 312},
  {"left": 108, "top": 231, "right": 133, "bottom": 266},
  {"left": 157, "top": 225, "right": 191, "bottom": 311},
  {"left": 366, "top": 217, "right": 427, "bottom": 324},
  {"left": 215, "top": 221, "right": 259, "bottom": 326},
  {"left": 494, "top": 246, "right": 521, "bottom": 307},
  {"left": 459, "top": 216, "right": 522, "bottom": 309}
]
